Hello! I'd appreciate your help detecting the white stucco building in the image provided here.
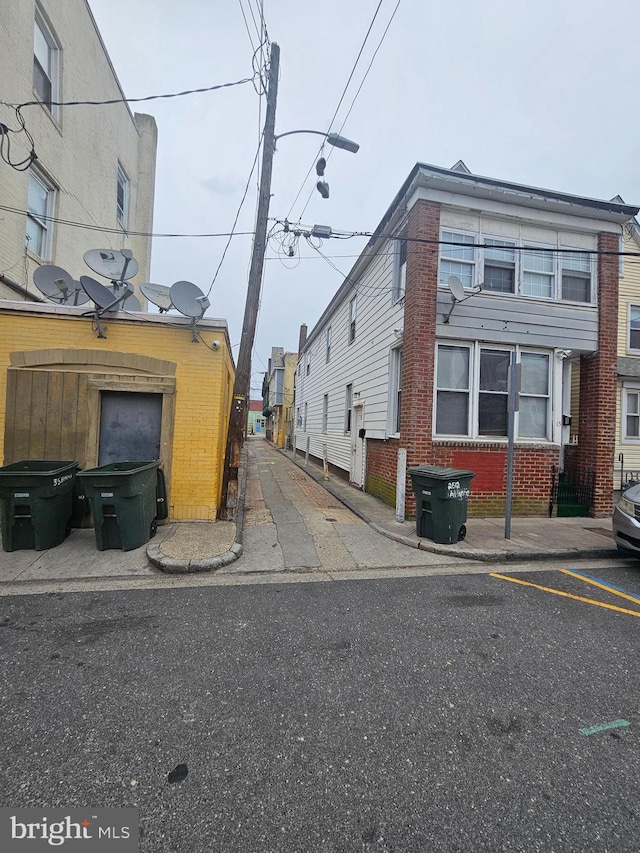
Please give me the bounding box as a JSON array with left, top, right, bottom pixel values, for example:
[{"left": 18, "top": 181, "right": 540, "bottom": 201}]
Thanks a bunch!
[{"left": 0, "top": 0, "right": 157, "bottom": 303}]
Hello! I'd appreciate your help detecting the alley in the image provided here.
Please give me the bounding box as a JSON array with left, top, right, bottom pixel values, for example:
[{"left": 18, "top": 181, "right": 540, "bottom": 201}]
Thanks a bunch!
[{"left": 235, "top": 437, "right": 451, "bottom": 573}]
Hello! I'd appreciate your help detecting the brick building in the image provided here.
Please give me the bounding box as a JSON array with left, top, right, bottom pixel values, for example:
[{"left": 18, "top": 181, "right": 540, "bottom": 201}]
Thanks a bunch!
[{"left": 293, "top": 161, "right": 638, "bottom": 518}]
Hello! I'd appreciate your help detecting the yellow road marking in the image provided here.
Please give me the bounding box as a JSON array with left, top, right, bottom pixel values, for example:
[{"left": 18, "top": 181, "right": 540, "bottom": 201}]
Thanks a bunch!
[
  {"left": 560, "top": 569, "right": 640, "bottom": 610},
  {"left": 490, "top": 572, "right": 640, "bottom": 618}
]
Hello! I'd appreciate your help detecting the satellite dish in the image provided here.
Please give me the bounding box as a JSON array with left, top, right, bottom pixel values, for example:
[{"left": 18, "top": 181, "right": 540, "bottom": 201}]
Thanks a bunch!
[
  {"left": 117, "top": 290, "right": 142, "bottom": 311},
  {"left": 447, "top": 275, "right": 466, "bottom": 302},
  {"left": 80, "top": 275, "right": 120, "bottom": 312},
  {"left": 141, "top": 283, "right": 173, "bottom": 312},
  {"left": 33, "top": 265, "right": 90, "bottom": 306},
  {"left": 83, "top": 249, "right": 139, "bottom": 281},
  {"left": 169, "top": 281, "right": 210, "bottom": 318},
  {"left": 169, "top": 280, "right": 210, "bottom": 342}
]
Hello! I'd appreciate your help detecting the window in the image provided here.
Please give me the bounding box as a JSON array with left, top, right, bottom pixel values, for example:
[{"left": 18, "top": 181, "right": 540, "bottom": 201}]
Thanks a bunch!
[
  {"left": 392, "top": 237, "right": 407, "bottom": 302},
  {"left": 519, "top": 353, "right": 550, "bottom": 438},
  {"left": 306, "top": 353, "right": 311, "bottom": 375},
  {"left": 436, "top": 345, "right": 470, "bottom": 435},
  {"left": 322, "top": 395, "right": 329, "bottom": 433},
  {"left": 303, "top": 402, "right": 308, "bottom": 431},
  {"left": 33, "top": 9, "right": 59, "bottom": 119},
  {"left": 478, "top": 349, "right": 509, "bottom": 436},
  {"left": 522, "top": 245, "right": 554, "bottom": 298},
  {"left": 630, "top": 306, "right": 640, "bottom": 352},
  {"left": 435, "top": 344, "right": 552, "bottom": 440},
  {"left": 26, "top": 168, "right": 55, "bottom": 259},
  {"left": 325, "top": 326, "right": 332, "bottom": 363},
  {"left": 117, "top": 163, "right": 129, "bottom": 228},
  {"left": 623, "top": 389, "right": 640, "bottom": 441},
  {"left": 390, "top": 348, "right": 402, "bottom": 434},
  {"left": 483, "top": 239, "right": 516, "bottom": 293},
  {"left": 345, "top": 384, "right": 353, "bottom": 433},
  {"left": 439, "top": 230, "right": 475, "bottom": 289},
  {"left": 348, "top": 296, "right": 357, "bottom": 343},
  {"left": 561, "top": 251, "right": 591, "bottom": 303}
]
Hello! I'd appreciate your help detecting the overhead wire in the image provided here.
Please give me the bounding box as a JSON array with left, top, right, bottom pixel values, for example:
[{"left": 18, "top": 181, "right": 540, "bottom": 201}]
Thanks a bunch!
[{"left": 284, "top": 0, "right": 386, "bottom": 222}]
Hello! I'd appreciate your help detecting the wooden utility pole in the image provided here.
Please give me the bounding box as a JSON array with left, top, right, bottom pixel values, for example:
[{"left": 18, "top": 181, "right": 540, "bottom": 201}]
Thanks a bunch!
[{"left": 220, "top": 42, "right": 280, "bottom": 519}]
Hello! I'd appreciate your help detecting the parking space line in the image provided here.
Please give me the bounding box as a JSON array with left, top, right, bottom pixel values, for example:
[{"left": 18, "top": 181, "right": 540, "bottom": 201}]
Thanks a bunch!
[
  {"left": 560, "top": 569, "right": 640, "bottom": 609},
  {"left": 490, "top": 572, "right": 640, "bottom": 618}
]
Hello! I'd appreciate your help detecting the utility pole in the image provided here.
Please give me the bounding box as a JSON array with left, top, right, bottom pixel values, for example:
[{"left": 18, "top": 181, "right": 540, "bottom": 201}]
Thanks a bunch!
[{"left": 220, "top": 42, "right": 280, "bottom": 519}]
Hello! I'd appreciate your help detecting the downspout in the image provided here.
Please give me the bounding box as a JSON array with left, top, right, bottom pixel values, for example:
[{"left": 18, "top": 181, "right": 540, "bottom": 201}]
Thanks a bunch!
[{"left": 0, "top": 273, "right": 43, "bottom": 302}]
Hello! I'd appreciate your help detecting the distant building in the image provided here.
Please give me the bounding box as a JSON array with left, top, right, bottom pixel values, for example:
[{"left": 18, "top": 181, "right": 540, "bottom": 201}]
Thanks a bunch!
[
  {"left": 262, "top": 347, "right": 297, "bottom": 448},
  {"left": 0, "top": 0, "right": 157, "bottom": 303},
  {"left": 248, "top": 399, "right": 265, "bottom": 434}
]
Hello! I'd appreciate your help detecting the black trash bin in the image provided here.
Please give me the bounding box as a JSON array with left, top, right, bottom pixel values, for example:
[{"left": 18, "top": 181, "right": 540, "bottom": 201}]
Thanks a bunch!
[
  {"left": 0, "top": 460, "right": 78, "bottom": 551},
  {"left": 408, "top": 465, "right": 475, "bottom": 544},
  {"left": 77, "top": 461, "right": 160, "bottom": 551}
]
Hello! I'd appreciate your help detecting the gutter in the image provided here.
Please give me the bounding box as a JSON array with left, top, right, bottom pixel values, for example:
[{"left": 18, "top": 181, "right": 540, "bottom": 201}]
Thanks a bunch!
[{"left": 0, "top": 273, "right": 43, "bottom": 302}]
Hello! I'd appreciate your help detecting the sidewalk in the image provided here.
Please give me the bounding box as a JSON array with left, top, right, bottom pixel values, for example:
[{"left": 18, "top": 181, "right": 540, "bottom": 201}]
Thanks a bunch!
[
  {"left": 0, "top": 437, "right": 620, "bottom": 586},
  {"left": 149, "top": 437, "right": 618, "bottom": 572}
]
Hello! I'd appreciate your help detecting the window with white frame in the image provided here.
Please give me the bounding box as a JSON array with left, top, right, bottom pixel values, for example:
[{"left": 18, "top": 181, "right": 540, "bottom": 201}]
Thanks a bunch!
[
  {"left": 561, "top": 251, "right": 591, "bottom": 303},
  {"left": 306, "top": 353, "right": 311, "bottom": 375},
  {"left": 392, "top": 237, "right": 407, "bottom": 302},
  {"left": 436, "top": 345, "right": 470, "bottom": 435},
  {"left": 26, "top": 168, "right": 55, "bottom": 259},
  {"left": 435, "top": 343, "right": 552, "bottom": 440},
  {"left": 322, "top": 394, "right": 329, "bottom": 433},
  {"left": 33, "top": 8, "right": 60, "bottom": 119},
  {"left": 623, "top": 388, "right": 640, "bottom": 441},
  {"left": 345, "top": 384, "right": 353, "bottom": 433},
  {"left": 117, "top": 163, "right": 129, "bottom": 228},
  {"left": 348, "top": 296, "right": 357, "bottom": 343},
  {"left": 304, "top": 401, "right": 308, "bottom": 431},
  {"left": 483, "top": 238, "right": 516, "bottom": 293},
  {"left": 522, "top": 245, "right": 554, "bottom": 298},
  {"left": 629, "top": 305, "right": 640, "bottom": 352},
  {"left": 325, "top": 326, "right": 332, "bottom": 363},
  {"left": 389, "top": 348, "right": 402, "bottom": 434},
  {"left": 439, "top": 230, "right": 475, "bottom": 289}
]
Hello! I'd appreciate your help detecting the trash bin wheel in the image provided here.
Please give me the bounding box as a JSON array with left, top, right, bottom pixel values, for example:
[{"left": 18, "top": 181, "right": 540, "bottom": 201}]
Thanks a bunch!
[
  {"left": 457, "top": 524, "right": 467, "bottom": 541},
  {"left": 149, "top": 518, "right": 158, "bottom": 539}
]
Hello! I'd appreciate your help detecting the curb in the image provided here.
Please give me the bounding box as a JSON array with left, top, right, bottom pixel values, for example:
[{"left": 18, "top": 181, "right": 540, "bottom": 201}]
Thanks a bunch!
[
  {"left": 148, "top": 446, "right": 247, "bottom": 574},
  {"left": 279, "top": 446, "right": 618, "bottom": 564}
]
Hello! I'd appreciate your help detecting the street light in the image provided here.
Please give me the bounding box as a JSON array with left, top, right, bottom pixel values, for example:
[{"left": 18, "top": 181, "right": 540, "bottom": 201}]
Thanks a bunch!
[
  {"left": 274, "top": 129, "right": 360, "bottom": 154},
  {"left": 220, "top": 42, "right": 360, "bottom": 519}
]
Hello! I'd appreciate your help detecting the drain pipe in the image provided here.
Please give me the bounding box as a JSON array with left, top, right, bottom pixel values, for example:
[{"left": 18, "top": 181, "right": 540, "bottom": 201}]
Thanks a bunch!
[{"left": 0, "top": 273, "right": 43, "bottom": 302}]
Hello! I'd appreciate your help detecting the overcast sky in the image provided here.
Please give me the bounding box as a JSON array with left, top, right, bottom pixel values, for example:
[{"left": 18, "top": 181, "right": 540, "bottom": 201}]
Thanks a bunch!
[{"left": 87, "top": 0, "right": 640, "bottom": 396}]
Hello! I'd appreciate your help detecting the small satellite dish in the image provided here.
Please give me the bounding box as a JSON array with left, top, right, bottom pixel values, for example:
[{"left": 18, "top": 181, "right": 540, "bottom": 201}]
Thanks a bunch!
[
  {"left": 83, "top": 249, "right": 139, "bottom": 281},
  {"left": 169, "top": 281, "right": 210, "bottom": 318},
  {"left": 170, "top": 280, "right": 210, "bottom": 342},
  {"left": 80, "top": 275, "right": 120, "bottom": 312},
  {"left": 141, "top": 283, "right": 173, "bottom": 312},
  {"left": 447, "top": 275, "right": 466, "bottom": 302},
  {"left": 33, "top": 265, "right": 90, "bottom": 306}
]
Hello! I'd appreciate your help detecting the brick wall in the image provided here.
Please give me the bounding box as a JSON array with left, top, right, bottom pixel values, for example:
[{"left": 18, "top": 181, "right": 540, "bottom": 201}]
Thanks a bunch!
[{"left": 575, "top": 232, "right": 619, "bottom": 516}]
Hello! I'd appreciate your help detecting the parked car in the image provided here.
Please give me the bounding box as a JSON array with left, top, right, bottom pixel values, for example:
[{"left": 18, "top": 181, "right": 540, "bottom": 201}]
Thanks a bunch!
[{"left": 613, "top": 483, "right": 640, "bottom": 555}]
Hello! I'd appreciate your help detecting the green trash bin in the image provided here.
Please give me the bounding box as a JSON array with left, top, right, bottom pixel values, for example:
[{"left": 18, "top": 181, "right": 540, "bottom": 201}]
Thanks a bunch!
[
  {"left": 77, "top": 461, "right": 160, "bottom": 551},
  {"left": 0, "top": 460, "right": 78, "bottom": 552},
  {"left": 408, "top": 465, "right": 475, "bottom": 544}
]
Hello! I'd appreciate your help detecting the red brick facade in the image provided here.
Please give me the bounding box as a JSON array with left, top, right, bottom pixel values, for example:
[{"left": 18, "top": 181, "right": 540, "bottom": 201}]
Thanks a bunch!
[{"left": 365, "top": 200, "right": 618, "bottom": 518}]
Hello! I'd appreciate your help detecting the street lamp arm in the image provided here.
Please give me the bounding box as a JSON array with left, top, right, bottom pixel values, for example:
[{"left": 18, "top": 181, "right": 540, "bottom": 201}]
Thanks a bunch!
[{"left": 274, "top": 129, "right": 359, "bottom": 153}]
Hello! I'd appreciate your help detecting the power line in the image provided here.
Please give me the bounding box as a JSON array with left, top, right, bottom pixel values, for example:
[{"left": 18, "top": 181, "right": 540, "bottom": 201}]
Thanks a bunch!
[
  {"left": 2, "top": 77, "right": 255, "bottom": 110},
  {"left": 285, "top": 0, "right": 386, "bottom": 221},
  {"left": 0, "top": 203, "right": 256, "bottom": 239}
]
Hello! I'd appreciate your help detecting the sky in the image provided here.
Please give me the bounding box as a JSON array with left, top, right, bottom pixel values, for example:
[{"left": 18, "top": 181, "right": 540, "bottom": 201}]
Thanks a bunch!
[{"left": 87, "top": 0, "right": 640, "bottom": 397}]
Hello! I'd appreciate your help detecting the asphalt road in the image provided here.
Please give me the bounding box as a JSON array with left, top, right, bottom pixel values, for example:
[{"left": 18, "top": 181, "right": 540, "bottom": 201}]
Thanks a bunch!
[{"left": 2, "top": 563, "right": 640, "bottom": 852}]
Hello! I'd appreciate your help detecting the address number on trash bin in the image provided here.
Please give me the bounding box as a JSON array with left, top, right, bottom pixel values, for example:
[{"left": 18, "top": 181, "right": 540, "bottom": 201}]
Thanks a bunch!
[
  {"left": 448, "top": 480, "right": 470, "bottom": 499},
  {"left": 101, "top": 492, "right": 114, "bottom": 498}
]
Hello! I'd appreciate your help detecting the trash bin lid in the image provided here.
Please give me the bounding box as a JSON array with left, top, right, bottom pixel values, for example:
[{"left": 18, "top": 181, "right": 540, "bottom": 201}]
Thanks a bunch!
[{"left": 408, "top": 465, "right": 475, "bottom": 480}]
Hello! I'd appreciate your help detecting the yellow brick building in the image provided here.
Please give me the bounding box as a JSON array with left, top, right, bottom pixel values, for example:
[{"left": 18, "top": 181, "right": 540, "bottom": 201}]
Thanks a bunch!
[{"left": 0, "top": 301, "right": 234, "bottom": 520}]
